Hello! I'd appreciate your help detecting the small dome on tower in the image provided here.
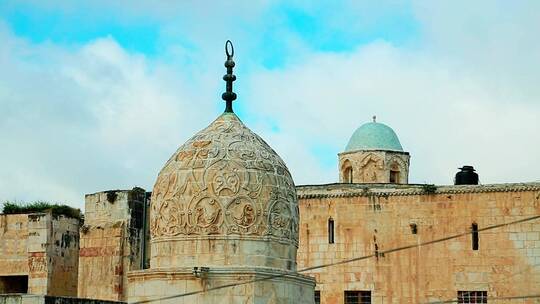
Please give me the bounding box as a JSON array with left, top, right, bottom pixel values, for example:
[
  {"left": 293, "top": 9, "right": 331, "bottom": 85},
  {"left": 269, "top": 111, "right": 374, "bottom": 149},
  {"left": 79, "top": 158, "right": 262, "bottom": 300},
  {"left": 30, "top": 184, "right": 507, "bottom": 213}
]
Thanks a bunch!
[{"left": 345, "top": 118, "right": 403, "bottom": 152}]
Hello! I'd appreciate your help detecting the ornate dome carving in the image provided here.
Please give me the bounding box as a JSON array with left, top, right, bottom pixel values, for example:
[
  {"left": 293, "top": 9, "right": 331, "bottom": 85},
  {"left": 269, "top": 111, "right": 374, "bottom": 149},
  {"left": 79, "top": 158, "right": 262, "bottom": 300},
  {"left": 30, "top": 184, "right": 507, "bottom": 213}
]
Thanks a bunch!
[{"left": 150, "top": 112, "right": 299, "bottom": 247}]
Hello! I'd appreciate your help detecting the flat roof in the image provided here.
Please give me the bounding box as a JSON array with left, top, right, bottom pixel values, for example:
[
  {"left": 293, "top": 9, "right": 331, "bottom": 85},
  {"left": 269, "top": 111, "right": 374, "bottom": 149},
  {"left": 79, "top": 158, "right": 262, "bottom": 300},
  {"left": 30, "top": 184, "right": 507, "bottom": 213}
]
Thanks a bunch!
[{"left": 296, "top": 182, "right": 540, "bottom": 199}]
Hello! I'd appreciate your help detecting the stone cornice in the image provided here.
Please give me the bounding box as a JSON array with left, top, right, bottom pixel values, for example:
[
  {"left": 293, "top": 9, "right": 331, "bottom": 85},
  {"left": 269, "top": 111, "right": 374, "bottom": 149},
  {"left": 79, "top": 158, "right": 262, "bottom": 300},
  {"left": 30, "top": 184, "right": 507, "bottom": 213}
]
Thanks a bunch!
[
  {"left": 128, "top": 266, "right": 316, "bottom": 285},
  {"left": 338, "top": 149, "right": 410, "bottom": 156},
  {"left": 296, "top": 182, "right": 540, "bottom": 199}
]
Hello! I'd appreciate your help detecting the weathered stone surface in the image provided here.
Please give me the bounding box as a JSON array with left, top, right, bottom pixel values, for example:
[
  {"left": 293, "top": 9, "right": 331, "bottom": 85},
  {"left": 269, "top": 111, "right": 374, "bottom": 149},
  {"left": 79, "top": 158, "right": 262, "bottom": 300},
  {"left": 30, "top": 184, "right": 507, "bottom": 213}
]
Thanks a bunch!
[
  {"left": 338, "top": 150, "right": 410, "bottom": 184},
  {"left": 149, "top": 113, "right": 299, "bottom": 270},
  {"left": 297, "top": 183, "right": 540, "bottom": 303},
  {"left": 78, "top": 189, "right": 146, "bottom": 302},
  {"left": 0, "top": 214, "right": 29, "bottom": 277},
  {"left": 128, "top": 267, "right": 315, "bottom": 304},
  {"left": 0, "top": 294, "right": 123, "bottom": 304},
  {"left": 129, "top": 112, "right": 315, "bottom": 303},
  {"left": 0, "top": 213, "right": 79, "bottom": 297}
]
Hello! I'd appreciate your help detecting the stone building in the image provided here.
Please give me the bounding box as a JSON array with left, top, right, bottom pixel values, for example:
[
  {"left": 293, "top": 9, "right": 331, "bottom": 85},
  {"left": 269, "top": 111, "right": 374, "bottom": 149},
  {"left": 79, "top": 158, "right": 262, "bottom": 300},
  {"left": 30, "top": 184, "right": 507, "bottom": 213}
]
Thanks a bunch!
[
  {"left": 0, "top": 212, "right": 79, "bottom": 296},
  {"left": 297, "top": 120, "right": 540, "bottom": 304},
  {"left": 339, "top": 117, "right": 410, "bottom": 184},
  {"left": 127, "top": 41, "right": 315, "bottom": 303},
  {"left": 78, "top": 189, "right": 147, "bottom": 301}
]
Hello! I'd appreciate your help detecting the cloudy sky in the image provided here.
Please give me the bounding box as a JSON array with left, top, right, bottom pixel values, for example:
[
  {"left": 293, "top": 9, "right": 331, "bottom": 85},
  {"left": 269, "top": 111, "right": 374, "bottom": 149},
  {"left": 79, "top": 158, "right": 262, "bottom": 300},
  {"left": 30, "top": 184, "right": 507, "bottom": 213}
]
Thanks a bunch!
[{"left": 1, "top": 1, "right": 539, "bottom": 209}]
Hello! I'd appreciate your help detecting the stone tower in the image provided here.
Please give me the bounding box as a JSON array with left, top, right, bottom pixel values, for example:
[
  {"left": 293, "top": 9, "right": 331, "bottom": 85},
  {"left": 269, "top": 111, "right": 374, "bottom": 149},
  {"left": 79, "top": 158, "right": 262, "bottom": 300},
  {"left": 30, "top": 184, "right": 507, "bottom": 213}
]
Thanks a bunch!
[
  {"left": 338, "top": 117, "right": 410, "bottom": 184},
  {"left": 127, "top": 41, "right": 315, "bottom": 304}
]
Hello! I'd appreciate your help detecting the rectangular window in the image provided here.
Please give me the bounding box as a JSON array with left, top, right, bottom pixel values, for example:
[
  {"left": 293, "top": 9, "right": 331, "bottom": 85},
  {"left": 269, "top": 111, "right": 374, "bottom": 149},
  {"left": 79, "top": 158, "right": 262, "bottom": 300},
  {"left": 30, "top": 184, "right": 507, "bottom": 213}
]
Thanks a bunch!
[
  {"left": 0, "top": 275, "right": 28, "bottom": 293},
  {"left": 328, "top": 218, "right": 335, "bottom": 244},
  {"left": 471, "top": 223, "right": 479, "bottom": 250},
  {"left": 390, "top": 170, "right": 399, "bottom": 183},
  {"left": 314, "top": 290, "right": 321, "bottom": 304},
  {"left": 346, "top": 167, "right": 353, "bottom": 183},
  {"left": 344, "top": 290, "right": 371, "bottom": 304},
  {"left": 458, "top": 291, "right": 487, "bottom": 303}
]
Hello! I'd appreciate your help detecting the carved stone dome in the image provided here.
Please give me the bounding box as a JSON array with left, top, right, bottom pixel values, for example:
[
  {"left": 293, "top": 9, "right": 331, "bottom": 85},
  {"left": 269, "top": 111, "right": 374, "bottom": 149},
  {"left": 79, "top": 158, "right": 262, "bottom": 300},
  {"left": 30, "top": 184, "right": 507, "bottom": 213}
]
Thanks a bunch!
[{"left": 149, "top": 112, "right": 299, "bottom": 270}]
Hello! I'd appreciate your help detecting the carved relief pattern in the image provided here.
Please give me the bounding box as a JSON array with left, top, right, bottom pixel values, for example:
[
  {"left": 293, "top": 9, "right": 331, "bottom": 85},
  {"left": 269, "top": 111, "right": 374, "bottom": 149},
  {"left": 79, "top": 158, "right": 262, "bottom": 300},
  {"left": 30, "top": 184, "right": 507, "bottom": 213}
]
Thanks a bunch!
[
  {"left": 386, "top": 153, "right": 410, "bottom": 183},
  {"left": 360, "top": 153, "right": 384, "bottom": 183},
  {"left": 150, "top": 114, "right": 298, "bottom": 245},
  {"left": 29, "top": 256, "right": 47, "bottom": 273}
]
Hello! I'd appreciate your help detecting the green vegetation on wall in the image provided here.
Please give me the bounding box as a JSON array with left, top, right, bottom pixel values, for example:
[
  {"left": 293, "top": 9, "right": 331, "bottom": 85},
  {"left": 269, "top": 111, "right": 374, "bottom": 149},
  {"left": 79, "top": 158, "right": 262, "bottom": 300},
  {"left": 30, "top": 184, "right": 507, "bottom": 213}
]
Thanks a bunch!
[
  {"left": 1, "top": 201, "right": 82, "bottom": 220},
  {"left": 421, "top": 184, "right": 438, "bottom": 194}
]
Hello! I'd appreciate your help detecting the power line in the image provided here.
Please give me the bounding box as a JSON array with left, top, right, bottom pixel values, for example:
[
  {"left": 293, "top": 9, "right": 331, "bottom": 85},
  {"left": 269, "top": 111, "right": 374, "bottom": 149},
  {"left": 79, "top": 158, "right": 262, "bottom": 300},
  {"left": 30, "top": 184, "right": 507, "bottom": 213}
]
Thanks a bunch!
[{"left": 132, "top": 214, "right": 540, "bottom": 304}]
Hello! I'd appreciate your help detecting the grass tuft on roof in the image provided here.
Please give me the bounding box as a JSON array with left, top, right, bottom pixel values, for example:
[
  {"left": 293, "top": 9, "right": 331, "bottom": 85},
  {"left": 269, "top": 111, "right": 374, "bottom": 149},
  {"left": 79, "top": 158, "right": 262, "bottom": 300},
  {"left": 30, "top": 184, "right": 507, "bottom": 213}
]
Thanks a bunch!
[{"left": 2, "top": 201, "right": 82, "bottom": 220}]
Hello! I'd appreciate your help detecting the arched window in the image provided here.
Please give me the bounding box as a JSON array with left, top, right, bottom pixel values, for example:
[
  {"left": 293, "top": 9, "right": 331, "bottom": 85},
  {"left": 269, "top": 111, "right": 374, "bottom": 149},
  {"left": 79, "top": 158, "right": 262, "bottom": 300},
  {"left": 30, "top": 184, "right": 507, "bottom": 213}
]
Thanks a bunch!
[
  {"left": 389, "top": 162, "right": 400, "bottom": 183},
  {"left": 342, "top": 160, "right": 353, "bottom": 183},
  {"left": 345, "top": 167, "right": 353, "bottom": 183},
  {"left": 389, "top": 170, "right": 399, "bottom": 183}
]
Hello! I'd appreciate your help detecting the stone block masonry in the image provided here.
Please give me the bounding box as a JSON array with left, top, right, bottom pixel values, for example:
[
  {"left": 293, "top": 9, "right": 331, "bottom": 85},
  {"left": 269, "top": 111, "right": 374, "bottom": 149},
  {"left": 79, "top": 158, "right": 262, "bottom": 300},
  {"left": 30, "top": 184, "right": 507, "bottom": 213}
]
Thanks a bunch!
[
  {"left": 0, "top": 212, "right": 80, "bottom": 296},
  {"left": 297, "top": 182, "right": 540, "bottom": 304},
  {"left": 78, "top": 188, "right": 146, "bottom": 302},
  {"left": 0, "top": 294, "right": 124, "bottom": 304}
]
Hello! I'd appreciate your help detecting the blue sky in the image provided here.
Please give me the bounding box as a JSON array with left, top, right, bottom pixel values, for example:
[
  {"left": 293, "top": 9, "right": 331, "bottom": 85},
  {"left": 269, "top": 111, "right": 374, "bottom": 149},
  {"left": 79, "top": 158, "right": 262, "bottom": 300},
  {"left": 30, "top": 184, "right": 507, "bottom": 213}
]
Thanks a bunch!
[
  {"left": 0, "top": 1, "right": 420, "bottom": 64},
  {"left": 1, "top": 1, "right": 539, "bottom": 208}
]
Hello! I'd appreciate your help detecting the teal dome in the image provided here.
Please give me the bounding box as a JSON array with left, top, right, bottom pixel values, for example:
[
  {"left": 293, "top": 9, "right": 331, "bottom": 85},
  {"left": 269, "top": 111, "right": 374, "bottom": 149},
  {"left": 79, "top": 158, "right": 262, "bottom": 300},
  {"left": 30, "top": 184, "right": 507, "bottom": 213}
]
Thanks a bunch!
[{"left": 345, "top": 121, "right": 403, "bottom": 152}]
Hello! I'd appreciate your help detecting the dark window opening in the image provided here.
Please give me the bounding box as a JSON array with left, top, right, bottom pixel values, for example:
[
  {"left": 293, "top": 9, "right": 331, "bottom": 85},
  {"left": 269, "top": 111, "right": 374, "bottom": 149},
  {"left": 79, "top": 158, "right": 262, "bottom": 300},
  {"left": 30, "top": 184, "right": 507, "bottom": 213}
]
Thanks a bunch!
[
  {"left": 344, "top": 167, "right": 353, "bottom": 183},
  {"left": 314, "top": 291, "right": 321, "bottom": 304},
  {"left": 389, "top": 170, "right": 399, "bottom": 183},
  {"left": 471, "top": 223, "right": 479, "bottom": 250},
  {"left": 458, "top": 290, "right": 487, "bottom": 303},
  {"left": 344, "top": 290, "right": 371, "bottom": 304},
  {"left": 0, "top": 275, "right": 28, "bottom": 293},
  {"left": 410, "top": 223, "right": 418, "bottom": 234},
  {"left": 328, "top": 218, "right": 335, "bottom": 244}
]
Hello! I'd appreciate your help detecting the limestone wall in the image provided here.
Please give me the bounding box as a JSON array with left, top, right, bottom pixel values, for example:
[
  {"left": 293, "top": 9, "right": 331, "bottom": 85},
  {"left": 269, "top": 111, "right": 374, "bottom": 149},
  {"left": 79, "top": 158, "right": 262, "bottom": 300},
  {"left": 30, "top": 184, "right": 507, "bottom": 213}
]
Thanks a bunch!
[
  {"left": 78, "top": 189, "right": 146, "bottom": 302},
  {"left": 0, "top": 213, "right": 79, "bottom": 296},
  {"left": 26, "top": 213, "right": 52, "bottom": 295},
  {"left": 0, "top": 214, "right": 29, "bottom": 277},
  {"left": 128, "top": 267, "right": 315, "bottom": 304},
  {"left": 0, "top": 294, "right": 123, "bottom": 304},
  {"left": 338, "top": 150, "right": 410, "bottom": 184},
  {"left": 47, "top": 215, "right": 80, "bottom": 296},
  {"left": 297, "top": 183, "right": 540, "bottom": 303}
]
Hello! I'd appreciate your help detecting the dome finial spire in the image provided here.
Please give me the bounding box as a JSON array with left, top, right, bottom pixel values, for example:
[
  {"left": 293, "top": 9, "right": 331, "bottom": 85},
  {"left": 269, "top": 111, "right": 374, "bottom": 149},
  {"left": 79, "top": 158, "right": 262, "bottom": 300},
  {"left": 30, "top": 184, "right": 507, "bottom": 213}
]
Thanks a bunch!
[
  {"left": 222, "top": 40, "right": 237, "bottom": 113},
  {"left": 372, "top": 115, "right": 376, "bottom": 123}
]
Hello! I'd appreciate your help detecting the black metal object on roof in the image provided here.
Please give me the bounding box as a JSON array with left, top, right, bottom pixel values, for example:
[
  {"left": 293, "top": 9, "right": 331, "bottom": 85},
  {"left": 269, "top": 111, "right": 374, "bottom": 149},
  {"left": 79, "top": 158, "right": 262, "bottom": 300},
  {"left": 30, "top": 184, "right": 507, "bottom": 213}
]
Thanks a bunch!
[
  {"left": 455, "top": 165, "right": 479, "bottom": 185},
  {"left": 222, "top": 40, "right": 237, "bottom": 113}
]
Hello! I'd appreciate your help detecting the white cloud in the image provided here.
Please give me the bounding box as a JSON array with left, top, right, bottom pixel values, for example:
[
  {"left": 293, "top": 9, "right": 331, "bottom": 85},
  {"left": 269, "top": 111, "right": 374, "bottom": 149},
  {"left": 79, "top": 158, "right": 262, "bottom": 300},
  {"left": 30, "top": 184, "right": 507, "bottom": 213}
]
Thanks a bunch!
[
  {"left": 1, "top": 2, "right": 539, "bottom": 210},
  {"left": 244, "top": 1, "right": 540, "bottom": 185},
  {"left": 0, "top": 29, "right": 220, "bottom": 208}
]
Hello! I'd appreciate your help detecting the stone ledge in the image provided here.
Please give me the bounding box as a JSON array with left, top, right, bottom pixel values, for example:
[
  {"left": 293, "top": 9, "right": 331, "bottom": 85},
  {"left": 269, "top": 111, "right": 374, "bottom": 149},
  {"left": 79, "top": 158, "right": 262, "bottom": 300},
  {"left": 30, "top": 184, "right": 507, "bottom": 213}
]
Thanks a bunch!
[
  {"left": 127, "top": 266, "right": 316, "bottom": 286},
  {"left": 152, "top": 234, "right": 298, "bottom": 246},
  {"left": 296, "top": 182, "right": 540, "bottom": 199},
  {"left": 0, "top": 294, "right": 124, "bottom": 304}
]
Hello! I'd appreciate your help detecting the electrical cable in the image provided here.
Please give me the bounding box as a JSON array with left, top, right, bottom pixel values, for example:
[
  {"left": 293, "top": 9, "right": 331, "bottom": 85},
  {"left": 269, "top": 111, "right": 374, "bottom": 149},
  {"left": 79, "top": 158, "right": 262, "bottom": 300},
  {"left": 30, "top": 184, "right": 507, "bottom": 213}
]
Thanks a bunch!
[{"left": 132, "top": 214, "right": 540, "bottom": 304}]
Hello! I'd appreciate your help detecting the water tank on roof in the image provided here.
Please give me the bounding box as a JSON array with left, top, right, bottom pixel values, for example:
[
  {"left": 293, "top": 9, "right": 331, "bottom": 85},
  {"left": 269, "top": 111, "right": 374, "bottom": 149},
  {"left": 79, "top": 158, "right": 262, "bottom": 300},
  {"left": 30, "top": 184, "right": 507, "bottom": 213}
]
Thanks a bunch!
[{"left": 455, "top": 165, "right": 479, "bottom": 185}]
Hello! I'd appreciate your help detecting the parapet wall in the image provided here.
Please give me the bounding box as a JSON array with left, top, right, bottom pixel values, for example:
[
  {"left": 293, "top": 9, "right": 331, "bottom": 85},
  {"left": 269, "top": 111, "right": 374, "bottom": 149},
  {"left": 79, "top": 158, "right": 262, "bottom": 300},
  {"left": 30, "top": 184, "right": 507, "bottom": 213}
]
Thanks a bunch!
[
  {"left": 0, "top": 213, "right": 80, "bottom": 296},
  {"left": 78, "top": 189, "right": 147, "bottom": 302},
  {"left": 0, "top": 294, "right": 124, "bottom": 304},
  {"left": 297, "top": 182, "right": 540, "bottom": 303},
  {"left": 0, "top": 214, "right": 28, "bottom": 277}
]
